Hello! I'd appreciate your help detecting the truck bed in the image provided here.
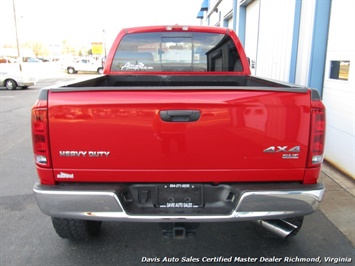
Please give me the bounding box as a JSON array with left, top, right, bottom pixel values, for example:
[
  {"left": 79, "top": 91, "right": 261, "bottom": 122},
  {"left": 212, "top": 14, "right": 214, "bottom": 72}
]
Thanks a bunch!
[{"left": 57, "top": 74, "right": 310, "bottom": 90}]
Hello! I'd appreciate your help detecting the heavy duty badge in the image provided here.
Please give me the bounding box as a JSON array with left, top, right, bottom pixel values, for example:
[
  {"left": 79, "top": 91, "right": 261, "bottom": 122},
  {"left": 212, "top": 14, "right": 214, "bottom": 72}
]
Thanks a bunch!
[{"left": 59, "top": 151, "right": 110, "bottom": 157}]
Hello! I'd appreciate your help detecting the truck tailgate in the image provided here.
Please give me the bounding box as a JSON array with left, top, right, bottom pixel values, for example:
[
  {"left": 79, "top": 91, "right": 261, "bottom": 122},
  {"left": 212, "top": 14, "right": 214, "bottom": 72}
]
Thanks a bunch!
[{"left": 48, "top": 89, "right": 311, "bottom": 183}]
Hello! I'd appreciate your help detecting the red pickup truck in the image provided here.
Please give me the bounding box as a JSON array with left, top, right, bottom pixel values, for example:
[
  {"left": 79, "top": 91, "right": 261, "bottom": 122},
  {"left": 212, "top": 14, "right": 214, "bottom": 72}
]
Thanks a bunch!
[{"left": 32, "top": 25, "right": 326, "bottom": 240}]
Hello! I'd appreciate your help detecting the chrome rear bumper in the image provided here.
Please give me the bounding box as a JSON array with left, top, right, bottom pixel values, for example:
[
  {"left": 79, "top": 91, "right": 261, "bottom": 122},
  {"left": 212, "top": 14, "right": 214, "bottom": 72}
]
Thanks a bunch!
[{"left": 33, "top": 182, "right": 324, "bottom": 222}]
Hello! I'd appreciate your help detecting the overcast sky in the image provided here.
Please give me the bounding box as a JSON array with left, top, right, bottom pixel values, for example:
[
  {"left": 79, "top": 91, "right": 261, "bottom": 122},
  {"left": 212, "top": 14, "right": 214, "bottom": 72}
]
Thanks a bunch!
[{"left": 0, "top": 0, "right": 204, "bottom": 48}]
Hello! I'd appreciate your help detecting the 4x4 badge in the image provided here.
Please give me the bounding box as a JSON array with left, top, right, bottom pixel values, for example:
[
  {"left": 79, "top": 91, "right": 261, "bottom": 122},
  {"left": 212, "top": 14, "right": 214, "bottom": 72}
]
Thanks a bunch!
[{"left": 263, "top": 146, "right": 301, "bottom": 153}]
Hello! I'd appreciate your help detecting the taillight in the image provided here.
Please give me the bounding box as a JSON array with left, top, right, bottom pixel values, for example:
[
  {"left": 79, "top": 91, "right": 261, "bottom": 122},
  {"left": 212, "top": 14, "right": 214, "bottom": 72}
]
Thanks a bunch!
[
  {"left": 32, "top": 100, "right": 51, "bottom": 168},
  {"left": 307, "top": 108, "right": 326, "bottom": 167}
]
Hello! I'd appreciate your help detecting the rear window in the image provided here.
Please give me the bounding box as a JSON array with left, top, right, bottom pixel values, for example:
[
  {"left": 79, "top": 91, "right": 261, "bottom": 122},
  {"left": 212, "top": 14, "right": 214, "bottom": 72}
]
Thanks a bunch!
[{"left": 111, "top": 32, "right": 243, "bottom": 72}]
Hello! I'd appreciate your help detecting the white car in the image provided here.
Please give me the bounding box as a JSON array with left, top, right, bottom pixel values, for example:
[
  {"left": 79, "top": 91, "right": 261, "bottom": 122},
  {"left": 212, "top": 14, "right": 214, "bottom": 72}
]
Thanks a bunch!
[
  {"left": 63, "top": 58, "right": 103, "bottom": 74},
  {"left": 0, "top": 70, "right": 37, "bottom": 90}
]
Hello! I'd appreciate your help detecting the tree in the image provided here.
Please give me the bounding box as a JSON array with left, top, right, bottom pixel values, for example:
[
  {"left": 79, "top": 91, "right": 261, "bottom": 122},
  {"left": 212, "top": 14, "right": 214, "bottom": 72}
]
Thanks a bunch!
[
  {"left": 28, "top": 41, "right": 49, "bottom": 57},
  {"left": 62, "top": 40, "right": 77, "bottom": 56}
]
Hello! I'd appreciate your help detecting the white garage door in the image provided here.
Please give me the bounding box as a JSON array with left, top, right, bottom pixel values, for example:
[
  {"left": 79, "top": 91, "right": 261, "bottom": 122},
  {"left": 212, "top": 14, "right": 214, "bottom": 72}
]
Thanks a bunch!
[
  {"left": 323, "top": 0, "right": 355, "bottom": 178},
  {"left": 244, "top": 0, "right": 260, "bottom": 75},
  {"left": 244, "top": 0, "right": 295, "bottom": 81}
]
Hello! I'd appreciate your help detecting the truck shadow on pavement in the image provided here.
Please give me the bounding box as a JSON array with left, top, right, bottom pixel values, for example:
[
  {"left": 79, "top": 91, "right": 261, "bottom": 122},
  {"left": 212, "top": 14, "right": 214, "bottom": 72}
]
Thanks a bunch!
[
  {"left": 51, "top": 211, "right": 353, "bottom": 266},
  {"left": 1, "top": 195, "right": 353, "bottom": 266}
]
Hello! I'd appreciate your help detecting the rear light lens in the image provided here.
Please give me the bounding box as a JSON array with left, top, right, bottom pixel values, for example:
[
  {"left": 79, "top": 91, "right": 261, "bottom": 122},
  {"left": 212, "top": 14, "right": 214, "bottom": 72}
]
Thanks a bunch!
[
  {"left": 307, "top": 108, "right": 326, "bottom": 167},
  {"left": 32, "top": 100, "right": 51, "bottom": 167}
]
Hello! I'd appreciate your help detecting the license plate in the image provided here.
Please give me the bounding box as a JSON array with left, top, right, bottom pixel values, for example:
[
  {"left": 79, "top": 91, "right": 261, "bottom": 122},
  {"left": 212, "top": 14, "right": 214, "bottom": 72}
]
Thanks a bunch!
[{"left": 157, "top": 184, "right": 203, "bottom": 208}]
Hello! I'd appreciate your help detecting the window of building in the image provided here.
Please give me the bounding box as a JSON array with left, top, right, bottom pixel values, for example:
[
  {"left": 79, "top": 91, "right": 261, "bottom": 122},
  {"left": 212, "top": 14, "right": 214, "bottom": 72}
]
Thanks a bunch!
[{"left": 329, "top": 60, "right": 350, "bottom": 81}]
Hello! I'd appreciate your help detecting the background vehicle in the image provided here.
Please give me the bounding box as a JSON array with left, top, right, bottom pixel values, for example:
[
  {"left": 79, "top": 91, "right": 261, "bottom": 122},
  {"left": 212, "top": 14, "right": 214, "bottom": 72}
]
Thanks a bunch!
[
  {"left": 32, "top": 25, "right": 326, "bottom": 241},
  {"left": 26, "top": 58, "right": 43, "bottom": 63},
  {"left": 0, "top": 70, "right": 37, "bottom": 90},
  {"left": 62, "top": 57, "right": 103, "bottom": 74},
  {"left": 0, "top": 56, "right": 18, "bottom": 64}
]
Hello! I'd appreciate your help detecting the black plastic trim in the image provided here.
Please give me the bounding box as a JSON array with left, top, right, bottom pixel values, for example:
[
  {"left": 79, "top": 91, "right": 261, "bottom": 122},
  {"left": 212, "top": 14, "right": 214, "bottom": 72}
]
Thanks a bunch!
[
  {"left": 160, "top": 110, "right": 201, "bottom": 122},
  {"left": 310, "top": 88, "right": 322, "bottom": 100}
]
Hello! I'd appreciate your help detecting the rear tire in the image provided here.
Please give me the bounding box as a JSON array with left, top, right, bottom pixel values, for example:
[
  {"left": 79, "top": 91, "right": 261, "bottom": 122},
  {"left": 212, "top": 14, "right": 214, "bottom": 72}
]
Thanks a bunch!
[
  {"left": 67, "top": 67, "right": 75, "bottom": 74},
  {"left": 5, "top": 79, "right": 17, "bottom": 90},
  {"left": 97, "top": 67, "right": 103, "bottom": 74},
  {"left": 51, "top": 217, "right": 102, "bottom": 240}
]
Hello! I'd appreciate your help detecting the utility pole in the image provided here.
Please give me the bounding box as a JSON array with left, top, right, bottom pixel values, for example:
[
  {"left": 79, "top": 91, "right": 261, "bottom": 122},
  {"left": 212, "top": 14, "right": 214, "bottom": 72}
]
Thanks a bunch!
[
  {"left": 12, "top": 0, "right": 22, "bottom": 71},
  {"left": 103, "top": 29, "right": 107, "bottom": 58}
]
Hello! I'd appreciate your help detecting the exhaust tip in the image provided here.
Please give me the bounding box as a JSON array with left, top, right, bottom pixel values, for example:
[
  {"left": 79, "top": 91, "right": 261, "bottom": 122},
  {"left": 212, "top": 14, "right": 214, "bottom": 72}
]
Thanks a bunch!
[{"left": 255, "top": 219, "right": 301, "bottom": 239}]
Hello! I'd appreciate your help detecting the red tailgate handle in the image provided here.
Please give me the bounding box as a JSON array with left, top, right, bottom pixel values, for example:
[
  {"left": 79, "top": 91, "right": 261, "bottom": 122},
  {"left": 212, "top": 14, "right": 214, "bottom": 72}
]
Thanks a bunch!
[{"left": 160, "top": 110, "right": 201, "bottom": 122}]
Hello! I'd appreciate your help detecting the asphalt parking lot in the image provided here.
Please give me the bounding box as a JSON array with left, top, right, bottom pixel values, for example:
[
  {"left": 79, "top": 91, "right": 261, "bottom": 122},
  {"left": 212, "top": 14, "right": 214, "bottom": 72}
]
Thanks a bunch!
[
  {"left": 319, "top": 162, "right": 355, "bottom": 246},
  {"left": 0, "top": 72, "right": 354, "bottom": 265}
]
